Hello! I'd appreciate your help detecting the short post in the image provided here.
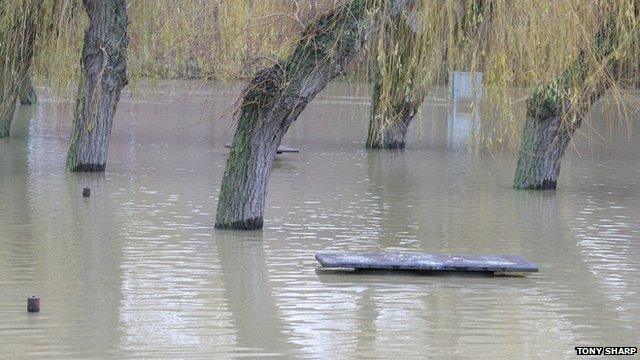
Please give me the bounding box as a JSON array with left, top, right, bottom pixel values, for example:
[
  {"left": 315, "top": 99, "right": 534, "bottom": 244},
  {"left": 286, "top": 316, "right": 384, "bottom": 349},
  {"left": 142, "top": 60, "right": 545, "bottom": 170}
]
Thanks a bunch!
[
  {"left": 27, "top": 296, "right": 40, "bottom": 313},
  {"left": 82, "top": 188, "right": 91, "bottom": 197}
]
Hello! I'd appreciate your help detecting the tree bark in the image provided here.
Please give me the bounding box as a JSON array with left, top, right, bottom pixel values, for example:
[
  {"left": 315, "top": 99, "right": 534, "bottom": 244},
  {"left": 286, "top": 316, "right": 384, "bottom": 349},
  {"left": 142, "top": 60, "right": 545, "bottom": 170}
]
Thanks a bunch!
[
  {"left": 513, "top": 25, "right": 630, "bottom": 190},
  {"left": 513, "top": 108, "right": 578, "bottom": 190},
  {"left": 66, "top": 0, "right": 128, "bottom": 172},
  {"left": 215, "top": 0, "right": 415, "bottom": 230},
  {"left": 0, "top": 2, "right": 38, "bottom": 137},
  {"left": 18, "top": 71, "right": 37, "bottom": 105},
  {"left": 366, "top": 73, "right": 422, "bottom": 149}
]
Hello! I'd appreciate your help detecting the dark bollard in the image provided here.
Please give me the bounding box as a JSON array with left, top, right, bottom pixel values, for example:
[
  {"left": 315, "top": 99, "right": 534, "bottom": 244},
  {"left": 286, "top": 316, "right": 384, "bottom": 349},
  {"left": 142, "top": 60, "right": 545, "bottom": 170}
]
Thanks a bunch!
[
  {"left": 82, "top": 188, "right": 91, "bottom": 197},
  {"left": 27, "top": 296, "right": 40, "bottom": 313}
]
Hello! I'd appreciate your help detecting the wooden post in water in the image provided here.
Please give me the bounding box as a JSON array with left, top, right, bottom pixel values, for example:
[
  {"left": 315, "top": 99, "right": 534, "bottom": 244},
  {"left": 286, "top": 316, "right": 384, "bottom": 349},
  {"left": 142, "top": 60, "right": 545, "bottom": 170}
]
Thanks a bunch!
[{"left": 27, "top": 296, "right": 40, "bottom": 312}]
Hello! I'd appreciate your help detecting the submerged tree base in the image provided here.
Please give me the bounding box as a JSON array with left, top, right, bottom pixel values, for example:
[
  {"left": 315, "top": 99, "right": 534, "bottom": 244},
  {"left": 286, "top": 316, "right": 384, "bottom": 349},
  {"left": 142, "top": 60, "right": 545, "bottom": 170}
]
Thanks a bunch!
[
  {"left": 365, "top": 125, "right": 409, "bottom": 150},
  {"left": 367, "top": 143, "right": 407, "bottom": 150},
  {"left": 0, "top": 105, "right": 17, "bottom": 138},
  {"left": 68, "top": 163, "right": 107, "bottom": 172},
  {"left": 215, "top": 217, "right": 264, "bottom": 231},
  {"left": 516, "top": 179, "right": 558, "bottom": 190}
]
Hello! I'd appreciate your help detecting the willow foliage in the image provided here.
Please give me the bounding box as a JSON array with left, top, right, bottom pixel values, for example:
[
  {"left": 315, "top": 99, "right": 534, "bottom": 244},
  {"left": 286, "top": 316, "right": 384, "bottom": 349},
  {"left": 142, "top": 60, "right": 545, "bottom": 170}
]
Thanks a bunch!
[
  {"left": 11, "top": 0, "right": 640, "bottom": 147},
  {"left": 370, "top": 0, "right": 640, "bottom": 148}
]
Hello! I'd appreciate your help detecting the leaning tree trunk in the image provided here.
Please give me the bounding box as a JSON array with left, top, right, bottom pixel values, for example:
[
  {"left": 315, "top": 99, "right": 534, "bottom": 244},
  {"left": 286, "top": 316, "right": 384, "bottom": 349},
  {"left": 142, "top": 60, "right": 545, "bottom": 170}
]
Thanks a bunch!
[
  {"left": 215, "top": 0, "right": 416, "bottom": 230},
  {"left": 513, "top": 24, "right": 631, "bottom": 190},
  {"left": 18, "top": 71, "right": 37, "bottom": 105},
  {"left": 0, "top": 2, "right": 38, "bottom": 137},
  {"left": 366, "top": 11, "right": 423, "bottom": 149},
  {"left": 66, "top": 0, "right": 128, "bottom": 172}
]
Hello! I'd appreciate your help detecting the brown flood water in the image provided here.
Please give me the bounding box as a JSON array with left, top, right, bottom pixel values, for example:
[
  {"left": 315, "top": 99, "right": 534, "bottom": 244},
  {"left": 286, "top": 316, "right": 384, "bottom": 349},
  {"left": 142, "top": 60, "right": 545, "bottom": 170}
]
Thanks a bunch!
[{"left": 0, "top": 81, "right": 639, "bottom": 359}]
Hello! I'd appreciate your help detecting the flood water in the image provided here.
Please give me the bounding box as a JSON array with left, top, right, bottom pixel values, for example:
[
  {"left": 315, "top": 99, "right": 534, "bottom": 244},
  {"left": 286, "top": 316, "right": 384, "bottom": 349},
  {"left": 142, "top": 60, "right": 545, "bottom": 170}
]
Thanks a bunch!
[{"left": 1, "top": 81, "right": 638, "bottom": 358}]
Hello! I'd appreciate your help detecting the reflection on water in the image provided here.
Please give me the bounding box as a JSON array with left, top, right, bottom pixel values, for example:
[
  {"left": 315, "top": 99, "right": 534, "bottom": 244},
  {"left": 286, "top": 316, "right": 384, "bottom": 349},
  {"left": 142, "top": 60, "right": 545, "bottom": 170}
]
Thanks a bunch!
[
  {"left": 448, "top": 111, "right": 481, "bottom": 148},
  {"left": 0, "top": 81, "right": 638, "bottom": 358}
]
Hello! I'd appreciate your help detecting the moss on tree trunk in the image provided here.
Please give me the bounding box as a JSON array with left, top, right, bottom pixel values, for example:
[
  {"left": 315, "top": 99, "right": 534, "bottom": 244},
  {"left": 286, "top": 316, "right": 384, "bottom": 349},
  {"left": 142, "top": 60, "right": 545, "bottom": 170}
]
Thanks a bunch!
[
  {"left": 215, "top": 0, "right": 416, "bottom": 230},
  {"left": 0, "top": 2, "right": 38, "bottom": 137},
  {"left": 66, "top": 0, "right": 128, "bottom": 172},
  {"left": 366, "top": 73, "right": 420, "bottom": 149}
]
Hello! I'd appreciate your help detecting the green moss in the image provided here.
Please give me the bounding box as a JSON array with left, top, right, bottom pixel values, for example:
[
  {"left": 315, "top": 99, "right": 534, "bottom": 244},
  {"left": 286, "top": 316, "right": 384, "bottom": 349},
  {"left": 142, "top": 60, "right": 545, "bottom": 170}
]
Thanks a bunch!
[{"left": 526, "top": 23, "right": 627, "bottom": 121}]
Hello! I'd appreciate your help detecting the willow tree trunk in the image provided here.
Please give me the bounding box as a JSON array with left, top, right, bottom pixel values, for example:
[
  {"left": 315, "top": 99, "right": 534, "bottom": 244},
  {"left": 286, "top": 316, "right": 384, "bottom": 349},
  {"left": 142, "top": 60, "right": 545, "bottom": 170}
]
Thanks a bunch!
[
  {"left": 18, "top": 71, "right": 37, "bottom": 105},
  {"left": 66, "top": 0, "right": 128, "bottom": 172},
  {"left": 513, "top": 26, "right": 629, "bottom": 190},
  {"left": 366, "top": 74, "right": 421, "bottom": 149},
  {"left": 215, "top": 0, "right": 416, "bottom": 230},
  {"left": 0, "top": 2, "right": 38, "bottom": 137},
  {"left": 366, "top": 0, "right": 491, "bottom": 149},
  {"left": 0, "top": 84, "right": 18, "bottom": 138},
  {"left": 366, "top": 9, "right": 423, "bottom": 149}
]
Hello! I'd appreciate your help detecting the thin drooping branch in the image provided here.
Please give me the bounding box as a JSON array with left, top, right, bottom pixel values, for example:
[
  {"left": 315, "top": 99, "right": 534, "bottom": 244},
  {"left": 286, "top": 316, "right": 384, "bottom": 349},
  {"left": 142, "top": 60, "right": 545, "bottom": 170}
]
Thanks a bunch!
[
  {"left": 66, "top": 0, "right": 128, "bottom": 172},
  {"left": 215, "top": 0, "right": 416, "bottom": 230}
]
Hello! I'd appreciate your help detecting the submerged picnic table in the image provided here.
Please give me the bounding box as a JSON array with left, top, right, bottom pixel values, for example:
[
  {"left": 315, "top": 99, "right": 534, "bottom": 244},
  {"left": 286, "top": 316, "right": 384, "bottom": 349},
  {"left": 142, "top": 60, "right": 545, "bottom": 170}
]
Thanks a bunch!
[
  {"left": 224, "top": 143, "right": 300, "bottom": 154},
  {"left": 315, "top": 251, "right": 538, "bottom": 275}
]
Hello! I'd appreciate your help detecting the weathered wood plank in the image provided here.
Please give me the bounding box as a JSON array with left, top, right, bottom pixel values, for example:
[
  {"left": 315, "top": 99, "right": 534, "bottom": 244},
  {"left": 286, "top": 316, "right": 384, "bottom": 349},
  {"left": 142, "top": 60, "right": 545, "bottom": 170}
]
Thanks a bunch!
[
  {"left": 225, "top": 143, "right": 300, "bottom": 154},
  {"left": 315, "top": 251, "right": 538, "bottom": 273}
]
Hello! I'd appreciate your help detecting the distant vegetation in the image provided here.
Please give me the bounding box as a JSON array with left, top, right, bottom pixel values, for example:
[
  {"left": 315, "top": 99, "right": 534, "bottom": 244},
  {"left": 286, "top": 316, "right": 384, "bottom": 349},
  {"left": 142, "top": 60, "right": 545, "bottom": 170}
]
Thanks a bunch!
[{"left": 34, "top": 0, "right": 333, "bottom": 82}]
